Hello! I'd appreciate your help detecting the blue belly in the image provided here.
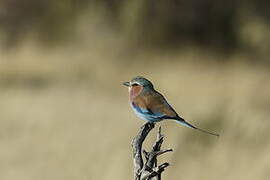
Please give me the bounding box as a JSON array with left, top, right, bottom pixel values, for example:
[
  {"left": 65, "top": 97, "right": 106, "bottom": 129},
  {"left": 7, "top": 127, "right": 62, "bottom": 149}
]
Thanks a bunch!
[{"left": 131, "top": 103, "right": 163, "bottom": 122}]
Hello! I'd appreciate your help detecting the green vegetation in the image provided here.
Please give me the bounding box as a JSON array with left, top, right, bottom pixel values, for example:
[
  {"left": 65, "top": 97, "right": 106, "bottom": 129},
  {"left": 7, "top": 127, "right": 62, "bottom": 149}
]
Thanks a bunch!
[{"left": 1, "top": 0, "right": 270, "bottom": 60}]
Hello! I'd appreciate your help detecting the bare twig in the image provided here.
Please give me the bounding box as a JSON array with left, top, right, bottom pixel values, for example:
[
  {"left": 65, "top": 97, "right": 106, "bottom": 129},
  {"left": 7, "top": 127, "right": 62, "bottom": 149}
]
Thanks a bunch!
[{"left": 132, "top": 123, "right": 172, "bottom": 180}]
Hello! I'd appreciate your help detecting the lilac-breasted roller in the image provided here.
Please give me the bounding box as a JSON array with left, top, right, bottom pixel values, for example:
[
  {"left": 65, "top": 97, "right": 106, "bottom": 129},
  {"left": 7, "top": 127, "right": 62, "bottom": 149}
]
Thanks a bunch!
[{"left": 123, "top": 76, "right": 219, "bottom": 136}]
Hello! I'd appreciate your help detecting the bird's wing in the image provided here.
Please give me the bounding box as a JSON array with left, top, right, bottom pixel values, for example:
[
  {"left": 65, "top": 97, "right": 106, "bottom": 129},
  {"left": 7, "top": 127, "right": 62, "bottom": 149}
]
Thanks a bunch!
[
  {"left": 146, "top": 91, "right": 178, "bottom": 118},
  {"left": 133, "top": 90, "right": 178, "bottom": 119}
]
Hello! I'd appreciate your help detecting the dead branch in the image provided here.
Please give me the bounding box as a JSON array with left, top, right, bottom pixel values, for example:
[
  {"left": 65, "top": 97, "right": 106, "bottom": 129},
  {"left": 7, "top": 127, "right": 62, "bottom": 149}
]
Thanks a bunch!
[{"left": 132, "top": 123, "right": 172, "bottom": 180}]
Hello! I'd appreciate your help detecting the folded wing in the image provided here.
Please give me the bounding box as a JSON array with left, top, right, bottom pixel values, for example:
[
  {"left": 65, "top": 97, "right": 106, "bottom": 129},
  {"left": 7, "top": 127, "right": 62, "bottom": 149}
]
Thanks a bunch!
[{"left": 132, "top": 90, "right": 179, "bottom": 120}]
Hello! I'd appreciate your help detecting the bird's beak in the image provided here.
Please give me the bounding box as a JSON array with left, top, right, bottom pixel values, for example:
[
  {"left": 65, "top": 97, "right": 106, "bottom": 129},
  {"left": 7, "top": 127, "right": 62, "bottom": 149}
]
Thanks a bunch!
[{"left": 122, "top": 81, "right": 130, "bottom": 87}]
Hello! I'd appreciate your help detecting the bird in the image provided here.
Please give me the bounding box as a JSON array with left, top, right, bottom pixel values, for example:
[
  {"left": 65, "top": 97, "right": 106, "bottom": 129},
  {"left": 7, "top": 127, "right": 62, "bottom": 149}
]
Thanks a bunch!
[{"left": 123, "top": 76, "right": 219, "bottom": 137}]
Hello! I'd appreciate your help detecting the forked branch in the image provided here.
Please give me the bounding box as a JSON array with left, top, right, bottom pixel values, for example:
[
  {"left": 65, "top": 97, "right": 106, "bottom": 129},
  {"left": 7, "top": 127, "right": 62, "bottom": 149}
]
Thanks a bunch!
[{"left": 132, "top": 123, "right": 172, "bottom": 180}]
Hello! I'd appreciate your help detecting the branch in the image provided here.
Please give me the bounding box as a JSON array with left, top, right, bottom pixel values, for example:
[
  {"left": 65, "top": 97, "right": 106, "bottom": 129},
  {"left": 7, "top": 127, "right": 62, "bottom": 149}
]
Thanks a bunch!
[
  {"left": 132, "top": 123, "right": 172, "bottom": 180},
  {"left": 132, "top": 122, "right": 155, "bottom": 180}
]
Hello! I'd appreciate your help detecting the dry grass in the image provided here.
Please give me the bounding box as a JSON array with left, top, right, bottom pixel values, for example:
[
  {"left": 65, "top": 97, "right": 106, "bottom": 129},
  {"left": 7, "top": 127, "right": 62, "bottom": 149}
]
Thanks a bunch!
[{"left": 0, "top": 29, "right": 270, "bottom": 180}]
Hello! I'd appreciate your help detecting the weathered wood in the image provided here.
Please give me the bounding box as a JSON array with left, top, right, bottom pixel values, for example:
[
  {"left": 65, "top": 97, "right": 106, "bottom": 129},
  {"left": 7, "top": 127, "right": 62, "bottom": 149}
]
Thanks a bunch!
[{"left": 132, "top": 123, "right": 172, "bottom": 180}]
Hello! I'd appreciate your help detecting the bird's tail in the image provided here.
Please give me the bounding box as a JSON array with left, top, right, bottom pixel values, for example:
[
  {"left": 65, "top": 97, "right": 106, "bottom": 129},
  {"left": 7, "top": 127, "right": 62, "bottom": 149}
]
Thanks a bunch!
[{"left": 175, "top": 117, "right": 219, "bottom": 137}]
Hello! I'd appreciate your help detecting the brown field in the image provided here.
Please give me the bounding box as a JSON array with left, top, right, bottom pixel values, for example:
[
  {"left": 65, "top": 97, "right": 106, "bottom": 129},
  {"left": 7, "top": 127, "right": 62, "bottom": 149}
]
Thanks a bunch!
[{"left": 1, "top": 36, "right": 270, "bottom": 180}]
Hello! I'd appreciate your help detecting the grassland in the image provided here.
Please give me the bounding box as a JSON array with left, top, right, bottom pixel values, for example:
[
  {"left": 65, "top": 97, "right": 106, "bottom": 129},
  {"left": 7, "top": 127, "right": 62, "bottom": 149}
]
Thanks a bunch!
[{"left": 0, "top": 33, "right": 270, "bottom": 180}]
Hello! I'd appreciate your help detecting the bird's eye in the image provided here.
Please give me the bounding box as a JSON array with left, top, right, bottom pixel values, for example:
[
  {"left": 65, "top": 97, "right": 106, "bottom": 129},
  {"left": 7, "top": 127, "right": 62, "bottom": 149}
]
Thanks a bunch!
[{"left": 132, "top": 83, "right": 139, "bottom": 86}]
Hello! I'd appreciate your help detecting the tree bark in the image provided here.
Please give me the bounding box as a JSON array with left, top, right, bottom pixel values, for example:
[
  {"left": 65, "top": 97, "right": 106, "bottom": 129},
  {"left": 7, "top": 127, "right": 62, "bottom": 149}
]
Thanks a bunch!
[{"left": 132, "top": 122, "right": 172, "bottom": 180}]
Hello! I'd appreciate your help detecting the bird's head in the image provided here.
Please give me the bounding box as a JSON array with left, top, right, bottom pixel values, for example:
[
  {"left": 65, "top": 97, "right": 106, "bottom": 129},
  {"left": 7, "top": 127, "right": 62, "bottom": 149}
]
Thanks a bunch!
[{"left": 123, "top": 76, "right": 154, "bottom": 91}]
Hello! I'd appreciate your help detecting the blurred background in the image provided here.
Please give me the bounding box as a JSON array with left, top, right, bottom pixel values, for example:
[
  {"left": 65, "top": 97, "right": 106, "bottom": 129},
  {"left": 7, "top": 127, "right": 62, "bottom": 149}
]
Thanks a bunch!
[{"left": 0, "top": 0, "right": 270, "bottom": 179}]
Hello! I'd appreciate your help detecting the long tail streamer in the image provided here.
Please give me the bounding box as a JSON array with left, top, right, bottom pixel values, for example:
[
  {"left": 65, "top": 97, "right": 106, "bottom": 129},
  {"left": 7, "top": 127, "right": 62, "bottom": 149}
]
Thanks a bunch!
[{"left": 175, "top": 119, "right": 219, "bottom": 137}]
